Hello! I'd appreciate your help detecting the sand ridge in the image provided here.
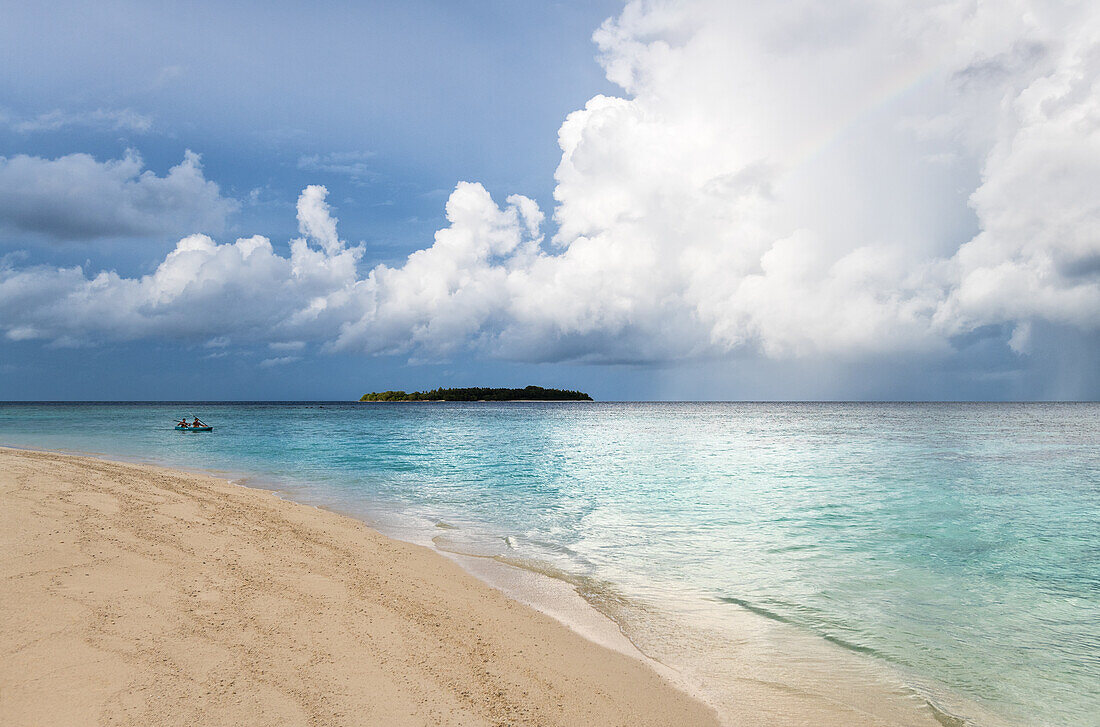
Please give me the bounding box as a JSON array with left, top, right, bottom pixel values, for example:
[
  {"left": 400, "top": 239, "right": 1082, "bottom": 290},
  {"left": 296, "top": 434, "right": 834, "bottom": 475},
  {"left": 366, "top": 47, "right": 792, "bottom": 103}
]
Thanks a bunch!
[{"left": 0, "top": 447, "right": 718, "bottom": 726}]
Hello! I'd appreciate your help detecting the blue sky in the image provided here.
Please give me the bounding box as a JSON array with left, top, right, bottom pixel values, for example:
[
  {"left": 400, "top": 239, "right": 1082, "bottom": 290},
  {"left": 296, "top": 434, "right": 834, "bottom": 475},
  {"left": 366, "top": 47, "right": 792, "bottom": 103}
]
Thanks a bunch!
[
  {"left": 2, "top": 0, "right": 1098, "bottom": 400},
  {"left": 0, "top": 0, "right": 618, "bottom": 267}
]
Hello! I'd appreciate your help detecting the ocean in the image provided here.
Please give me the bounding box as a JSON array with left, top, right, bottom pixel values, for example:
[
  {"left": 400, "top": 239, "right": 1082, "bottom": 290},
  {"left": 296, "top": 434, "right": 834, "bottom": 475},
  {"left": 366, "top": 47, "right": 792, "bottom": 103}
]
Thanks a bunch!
[{"left": 2, "top": 402, "right": 1096, "bottom": 726}]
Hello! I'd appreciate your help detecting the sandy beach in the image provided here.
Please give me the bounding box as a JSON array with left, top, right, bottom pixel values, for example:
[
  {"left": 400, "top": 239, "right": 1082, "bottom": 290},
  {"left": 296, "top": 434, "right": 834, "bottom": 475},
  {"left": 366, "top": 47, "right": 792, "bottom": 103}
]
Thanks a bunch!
[{"left": 0, "top": 447, "right": 717, "bottom": 726}]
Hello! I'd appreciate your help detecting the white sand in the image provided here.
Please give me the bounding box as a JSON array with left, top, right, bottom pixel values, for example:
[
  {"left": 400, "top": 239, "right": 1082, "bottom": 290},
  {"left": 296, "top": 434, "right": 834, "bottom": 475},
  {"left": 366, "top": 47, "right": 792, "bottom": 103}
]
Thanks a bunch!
[{"left": 0, "top": 447, "right": 718, "bottom": 726}]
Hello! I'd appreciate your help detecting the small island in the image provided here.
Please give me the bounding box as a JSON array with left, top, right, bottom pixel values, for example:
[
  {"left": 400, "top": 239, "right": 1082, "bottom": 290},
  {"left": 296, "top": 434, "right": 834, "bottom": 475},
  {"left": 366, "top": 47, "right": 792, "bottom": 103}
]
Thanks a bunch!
[{"left": 359, "top": 385, "right": 593, "bottom": 402}]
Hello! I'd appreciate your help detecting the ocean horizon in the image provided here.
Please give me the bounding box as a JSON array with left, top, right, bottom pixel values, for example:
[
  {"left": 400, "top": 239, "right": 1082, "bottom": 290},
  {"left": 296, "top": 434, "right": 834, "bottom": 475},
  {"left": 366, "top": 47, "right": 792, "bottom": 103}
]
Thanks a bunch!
[{"left": 2, "top": 401, "right": 1097, "bottom": 726}]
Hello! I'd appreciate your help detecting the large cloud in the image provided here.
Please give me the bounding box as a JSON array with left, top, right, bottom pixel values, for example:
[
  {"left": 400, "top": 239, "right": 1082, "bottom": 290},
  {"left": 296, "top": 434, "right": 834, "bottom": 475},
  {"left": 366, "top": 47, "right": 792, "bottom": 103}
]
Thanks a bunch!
[
  {"left": 0, "top": 150, "right": 238, "bottom": 241},
  {"left": 343, "top": 0, "right": 1100, "bottom": 361},
  {"left": 936, "top": 15, "right": 1100, "bottom": 349},
  {"left": 1, "top": 0, "right": 1098, "bottom": 365}
]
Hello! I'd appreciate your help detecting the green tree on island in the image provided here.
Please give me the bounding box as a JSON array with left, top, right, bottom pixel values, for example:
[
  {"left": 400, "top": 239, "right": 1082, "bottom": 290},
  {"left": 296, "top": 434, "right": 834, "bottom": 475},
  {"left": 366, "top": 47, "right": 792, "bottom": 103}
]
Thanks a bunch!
[{"left": 359, "top": 386, "right": 592, "bottom": 402}]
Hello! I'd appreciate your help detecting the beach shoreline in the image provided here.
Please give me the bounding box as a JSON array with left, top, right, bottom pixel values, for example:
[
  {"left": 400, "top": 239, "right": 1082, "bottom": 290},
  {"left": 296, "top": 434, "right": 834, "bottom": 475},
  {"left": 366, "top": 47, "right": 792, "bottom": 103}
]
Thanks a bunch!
[
  {"left": 0, "top": 446, "right": 717, "bottom": 726},
  {"left": 0, "top": 442, "right": 1009, "bottom": 727}
]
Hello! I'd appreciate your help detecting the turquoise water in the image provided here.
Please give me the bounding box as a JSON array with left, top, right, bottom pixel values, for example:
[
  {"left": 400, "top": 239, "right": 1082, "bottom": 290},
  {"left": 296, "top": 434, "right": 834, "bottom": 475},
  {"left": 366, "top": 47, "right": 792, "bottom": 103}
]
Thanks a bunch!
[{"left": 2, "top": 402, "right": 1097, "bottom": 725}]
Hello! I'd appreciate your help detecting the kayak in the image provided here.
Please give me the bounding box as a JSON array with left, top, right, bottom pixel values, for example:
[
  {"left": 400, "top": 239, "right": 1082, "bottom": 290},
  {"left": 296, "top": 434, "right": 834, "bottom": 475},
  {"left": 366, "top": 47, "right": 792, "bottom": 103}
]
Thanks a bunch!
[{"left": 175, "top": 425, "right": 213, "bottom": 432}]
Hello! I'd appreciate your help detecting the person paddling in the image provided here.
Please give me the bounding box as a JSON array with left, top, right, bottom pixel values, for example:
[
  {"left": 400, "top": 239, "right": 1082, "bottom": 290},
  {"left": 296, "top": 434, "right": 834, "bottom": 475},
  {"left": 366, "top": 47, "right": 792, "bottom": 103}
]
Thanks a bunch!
[
  {"left": 192, "top": 417, "right": 203, "bottom": 428},
  {"left": 178, "top": 419, "right": 189, "bottom": 428}
]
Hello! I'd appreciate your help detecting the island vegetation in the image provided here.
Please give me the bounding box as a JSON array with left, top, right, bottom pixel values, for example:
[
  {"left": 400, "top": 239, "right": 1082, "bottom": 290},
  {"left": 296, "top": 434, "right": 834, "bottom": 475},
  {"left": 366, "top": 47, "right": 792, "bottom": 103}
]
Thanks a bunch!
[{"left": 359, "top": 386, "right": 593, "bottom": 402}]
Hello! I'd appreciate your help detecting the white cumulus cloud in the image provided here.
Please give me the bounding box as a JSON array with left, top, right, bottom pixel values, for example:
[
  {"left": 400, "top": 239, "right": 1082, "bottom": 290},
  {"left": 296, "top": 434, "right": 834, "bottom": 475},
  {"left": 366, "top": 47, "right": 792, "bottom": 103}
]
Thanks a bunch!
[
  {"left": 1, "top": 0, "right": 1098, "bottom": 368},
  {"left": 0, "top": 185, "right": 359, "bottom": 345}
]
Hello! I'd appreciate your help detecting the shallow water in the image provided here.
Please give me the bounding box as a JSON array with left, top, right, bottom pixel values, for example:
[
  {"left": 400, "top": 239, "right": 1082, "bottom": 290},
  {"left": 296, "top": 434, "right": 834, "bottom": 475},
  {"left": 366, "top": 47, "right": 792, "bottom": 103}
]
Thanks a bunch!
[{"left": 2, "top": 402, "right": 1097, "bottom": 726}]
